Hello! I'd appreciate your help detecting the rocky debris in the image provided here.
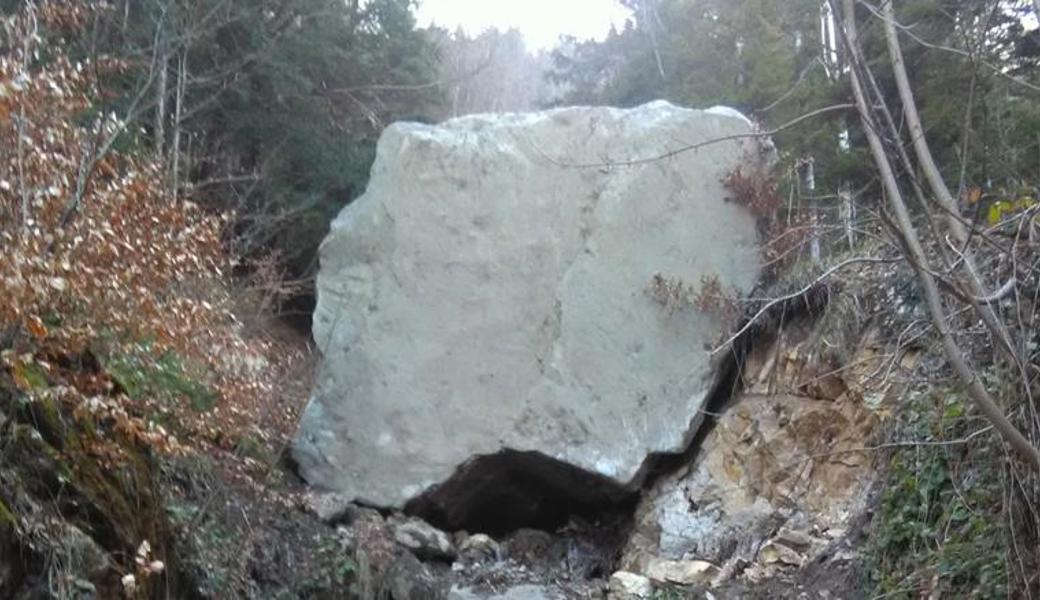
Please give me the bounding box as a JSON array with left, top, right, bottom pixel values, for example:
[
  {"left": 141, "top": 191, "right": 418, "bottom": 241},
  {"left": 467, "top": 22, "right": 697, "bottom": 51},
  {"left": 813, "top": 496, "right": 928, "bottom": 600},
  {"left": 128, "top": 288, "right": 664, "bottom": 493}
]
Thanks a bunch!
[
  {"left": 294, "top": 101, "right": 765, "bottom": 518},
  {"left": 391, "top": 516, "right": 458, "bottom": 561},
  {"left": 303, "top": 490, "right": 354, "bottom": 524},
  {"left": 503, "top": 528, "right": 556, "bottom": 565},
  {"left": 644, "top": 558, "right": 719, "bottom": 586},
  {"left": 439, "top": 521, "right": 623, "bottom": 598},
  {"left": 622, "top": 319, "right": 888, "bottom": 589},
  {"left": 337, "top": 507, "right": 399, "bottom": 597},
  {"left": 608, "top": 571, "right": 654, "bottom": 599},
  {"left": 382, "top": 552, "right": 444, "bottom": 599},
  {"left": 448, "top": 584, "right": 567, "bottom": 600},
  {"left": 338, "top": 506, "right": 397, "bottom": 561},
  {"left": 60, "top": 523, "right": 112, "bottom": 581},
  {"left": 772, "top": 526, "right": 815, "bottom": 551},
  {"left": 759, "top": 541, "right": 804, "bottom": 567},
  {"left": 622, "top": 392, "right": 873, "bottom": 572},
  {"left": 711, "top": 555, "right": 750, "bottom": 587},
  {"left": 737, "top": 519, "right": 869, "bottom": 588},
  {"left": 458, "top": 533, "right": 501, "bottom": 564}
]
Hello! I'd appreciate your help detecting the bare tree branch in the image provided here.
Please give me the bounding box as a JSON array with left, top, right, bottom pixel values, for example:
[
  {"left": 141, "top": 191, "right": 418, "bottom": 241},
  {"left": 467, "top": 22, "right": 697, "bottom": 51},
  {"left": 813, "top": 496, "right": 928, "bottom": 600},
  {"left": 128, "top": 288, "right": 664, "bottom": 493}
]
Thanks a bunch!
[
  {"left": 533, "top": 103, "right": 855, "bottom": 169},
  {"left": 710, "top": 256, "right": 897, "bottom": 356},
  {"left": 858, "top": 0, "right": 1040, "bottom": 93},
  {"left": 838, "top": 0, "right": 1040, "bottom": 470}
]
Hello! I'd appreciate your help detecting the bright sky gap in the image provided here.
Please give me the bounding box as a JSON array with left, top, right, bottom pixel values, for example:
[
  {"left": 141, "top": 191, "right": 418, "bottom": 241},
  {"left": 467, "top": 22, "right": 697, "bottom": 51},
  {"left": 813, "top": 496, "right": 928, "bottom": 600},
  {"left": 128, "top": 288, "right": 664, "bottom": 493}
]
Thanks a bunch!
[{"left": 415, "top": 0, "right": 632, "bottom": 50}]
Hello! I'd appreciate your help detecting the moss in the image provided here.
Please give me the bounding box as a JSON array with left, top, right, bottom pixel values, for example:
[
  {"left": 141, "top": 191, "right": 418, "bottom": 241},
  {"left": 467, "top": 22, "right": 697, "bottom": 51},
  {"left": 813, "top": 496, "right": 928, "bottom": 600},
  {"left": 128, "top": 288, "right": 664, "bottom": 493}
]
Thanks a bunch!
[
  {"left": 14, "top": 361, "right": 48, "bottom": 392},
  {"left": 105, "top": 348, "right": 216, "bottom": 412},
  {"left": 8, "top": 423, "right": 68, "bottom": 483},
  {"left": 24, "top": 395, "right": 66, "bottom": 451},
  {"left": 11, "top": 395, "right": 154, "bottom": 544},
  {"left": 1, "top": 363, "right": 202, "bottom": 596},
  {"left": 0, "top": 497, "right": 15, "bottom": 530},
  {"left": 233, "top": 433, "right": 269, "bottom": 463},
  {"left": 6, "top": 402, "right": 196, "bottom": 596}
]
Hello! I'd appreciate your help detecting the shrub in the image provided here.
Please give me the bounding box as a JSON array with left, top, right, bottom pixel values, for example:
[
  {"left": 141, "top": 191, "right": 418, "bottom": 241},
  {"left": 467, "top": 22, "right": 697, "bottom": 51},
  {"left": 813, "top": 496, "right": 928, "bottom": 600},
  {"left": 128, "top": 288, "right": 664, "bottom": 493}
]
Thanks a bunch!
[{"left": 0, "top": 1, "right": 296, "bottom": 456}]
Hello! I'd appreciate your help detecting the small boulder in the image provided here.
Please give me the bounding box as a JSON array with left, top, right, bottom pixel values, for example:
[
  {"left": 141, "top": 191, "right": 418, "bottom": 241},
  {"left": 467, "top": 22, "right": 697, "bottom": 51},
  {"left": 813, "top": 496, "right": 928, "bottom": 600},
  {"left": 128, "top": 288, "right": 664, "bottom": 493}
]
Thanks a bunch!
[
  {"left": 337, "top": 507, "right": 398, "bottom": 598},
  {"left": 504, "top": 528, "right": 555, "bottom": 565},
  {"left": 391, "top": 516, "right": 457, "bottom": 561},
  {"left": 645, "top": 558, "right": 719, "bottom": 586},
  {"left": 458, "top": 533, "right": 500, "bottom": 564},
  {"left": 302, "top": 491, "right": 353, "bottom": 524},
  {"left": 337, "top": 507, "right": 394, "bottom": 557},
  {"left": 608, "top": 571, "right": 653, "bottom": 599},
  {"left": 62, "top": 523, "right": 111, "bottom": 580},
  {"left": 773, "top": 527, "right": 816, "bottom": 551},
  {"left": 758, "top": 541, "right": 804, "bottom": 567}
]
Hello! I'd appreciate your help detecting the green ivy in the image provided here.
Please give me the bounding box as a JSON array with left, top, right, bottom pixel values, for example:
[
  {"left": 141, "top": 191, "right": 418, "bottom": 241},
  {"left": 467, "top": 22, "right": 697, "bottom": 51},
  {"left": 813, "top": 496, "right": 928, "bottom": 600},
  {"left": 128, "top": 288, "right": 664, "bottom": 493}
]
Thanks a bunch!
[{"left": 867, "top": 392, "right": 1008, "bottom": 598}]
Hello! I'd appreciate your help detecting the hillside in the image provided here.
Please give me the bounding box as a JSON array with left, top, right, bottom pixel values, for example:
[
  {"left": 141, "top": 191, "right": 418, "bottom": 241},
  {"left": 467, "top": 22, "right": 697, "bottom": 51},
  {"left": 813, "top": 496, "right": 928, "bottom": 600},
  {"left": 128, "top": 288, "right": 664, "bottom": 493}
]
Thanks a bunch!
[{"left": 2, "top": 1, "right": 1040, "bottom": 599}]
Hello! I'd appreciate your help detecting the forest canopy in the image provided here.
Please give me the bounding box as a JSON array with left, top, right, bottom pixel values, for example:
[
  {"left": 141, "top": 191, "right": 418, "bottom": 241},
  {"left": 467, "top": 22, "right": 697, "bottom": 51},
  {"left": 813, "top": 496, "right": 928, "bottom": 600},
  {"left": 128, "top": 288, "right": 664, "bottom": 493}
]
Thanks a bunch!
[{"left": 7, "top": 0, "right": 1036, "bottom": 313}]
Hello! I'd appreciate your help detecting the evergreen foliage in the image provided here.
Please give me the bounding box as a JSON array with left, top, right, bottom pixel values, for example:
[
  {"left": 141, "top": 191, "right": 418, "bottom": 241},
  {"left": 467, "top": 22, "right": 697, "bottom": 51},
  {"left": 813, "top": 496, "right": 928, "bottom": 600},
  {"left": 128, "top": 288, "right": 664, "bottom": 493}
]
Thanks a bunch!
[
  {"left": 550, "top": 0, "right": 1040, "bottom": 207},
  {"left": 64, "top": 0, "right": 445, "bottom": 286}
]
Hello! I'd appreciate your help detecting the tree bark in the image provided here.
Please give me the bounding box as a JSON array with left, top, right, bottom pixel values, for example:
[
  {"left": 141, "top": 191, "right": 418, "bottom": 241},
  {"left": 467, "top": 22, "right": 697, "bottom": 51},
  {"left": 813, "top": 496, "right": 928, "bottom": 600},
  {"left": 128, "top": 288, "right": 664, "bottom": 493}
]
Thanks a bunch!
[
  {"left": 880, "top": 1, "right": 968, "bottom": 245},
  {"left": 641, "top": 0, "right": 666, "bottom": 80},
  {"left": 800, "top": 158, "right": 821, "bottom": 262},
  {"left": 154, "top": 25, "right": 168, "bottom": 162},
  {"left": 171, "top": 50, "right": 186, "bottom": 198}
]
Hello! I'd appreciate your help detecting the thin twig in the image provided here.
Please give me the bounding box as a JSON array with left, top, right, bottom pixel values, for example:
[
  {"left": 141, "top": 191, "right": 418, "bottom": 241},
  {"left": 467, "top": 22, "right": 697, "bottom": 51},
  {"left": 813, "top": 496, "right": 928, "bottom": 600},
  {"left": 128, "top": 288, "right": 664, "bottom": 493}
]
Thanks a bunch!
[
  {"left": 530, "top": 104, "right": 855, "bottom": 169},
  {"left": 812, "top": 425, "right": 995, "bottom": 459},
  {"left": 710, "top": 256, "right": 896, "bottom": 356},
  {"left": 858, "top": 0, "right": 1040, "bottom": 94}
]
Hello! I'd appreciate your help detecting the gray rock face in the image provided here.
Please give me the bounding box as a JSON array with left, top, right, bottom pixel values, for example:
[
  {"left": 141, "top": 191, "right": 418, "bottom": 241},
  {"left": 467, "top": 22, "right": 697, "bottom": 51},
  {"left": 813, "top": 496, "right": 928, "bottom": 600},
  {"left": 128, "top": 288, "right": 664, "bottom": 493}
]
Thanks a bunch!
[{"left": 294, "top": 101, "right": 764, "bottom": 508}]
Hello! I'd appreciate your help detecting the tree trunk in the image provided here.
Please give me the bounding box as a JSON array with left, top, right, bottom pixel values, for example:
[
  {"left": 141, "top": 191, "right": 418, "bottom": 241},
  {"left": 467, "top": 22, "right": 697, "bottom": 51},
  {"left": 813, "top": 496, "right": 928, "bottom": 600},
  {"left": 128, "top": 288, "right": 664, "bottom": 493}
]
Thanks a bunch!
[
  {"left": 641, "top": 0, "right": 666, "bottom": 80},
  {"left": 839, "top": 184, "right": 854, "bottom": 249},
  {"left": 171, "top": 50, "right": 186, "bottom": 198},
  {"left": 154, "top": 27, "right": 168, "bottom": 162},
  {"left": 122, "top": 0, "right": 130, "bottom": 35},
  {"left": 800, "top": 158, "right": 821, "bottom": 262},
  {"left": 880, "top": 1, "right": 968, "bottom": 246}
]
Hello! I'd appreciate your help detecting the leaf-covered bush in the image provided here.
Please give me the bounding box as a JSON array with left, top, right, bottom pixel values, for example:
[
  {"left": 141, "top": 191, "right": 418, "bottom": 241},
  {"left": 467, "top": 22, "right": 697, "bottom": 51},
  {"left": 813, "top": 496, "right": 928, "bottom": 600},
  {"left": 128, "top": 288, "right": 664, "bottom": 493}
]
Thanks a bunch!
[{"left": 0, "top": 1, "right": 298, "bottom": 457}]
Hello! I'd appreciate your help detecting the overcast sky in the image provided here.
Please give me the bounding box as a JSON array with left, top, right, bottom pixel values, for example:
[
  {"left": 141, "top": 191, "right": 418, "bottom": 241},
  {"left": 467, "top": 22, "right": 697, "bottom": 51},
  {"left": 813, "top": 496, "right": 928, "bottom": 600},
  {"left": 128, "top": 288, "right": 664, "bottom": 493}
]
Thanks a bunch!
[{"left": 415, "top": 0, "right": 632, "bottom": 50}]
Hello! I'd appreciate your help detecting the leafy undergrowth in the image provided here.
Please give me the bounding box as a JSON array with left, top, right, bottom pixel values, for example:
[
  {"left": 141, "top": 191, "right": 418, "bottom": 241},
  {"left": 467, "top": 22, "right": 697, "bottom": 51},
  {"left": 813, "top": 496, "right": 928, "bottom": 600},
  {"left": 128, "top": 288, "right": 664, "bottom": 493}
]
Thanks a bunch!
[
  {"left": 866, "top": 384, "right": 1015, "bottom": 598},
  {"left": 0, "top": 3, "right": 329, "bottom": 597},
  {"left": 0, "top": 1, "right": 305, "bottom": 458},
  {"left": 772, "top": 235, "right": 1038, "bottom": 596},
  {"left": 161, "top": 454, "right": 357, "bottom": 598}
]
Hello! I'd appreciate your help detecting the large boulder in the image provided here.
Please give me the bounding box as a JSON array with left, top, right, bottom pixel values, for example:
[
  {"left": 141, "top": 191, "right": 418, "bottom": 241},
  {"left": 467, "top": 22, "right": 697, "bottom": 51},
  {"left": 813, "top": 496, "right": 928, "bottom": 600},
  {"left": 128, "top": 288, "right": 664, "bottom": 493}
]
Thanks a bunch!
[{"left": 293, "top": 101, "right": 764, "bottom": 509}]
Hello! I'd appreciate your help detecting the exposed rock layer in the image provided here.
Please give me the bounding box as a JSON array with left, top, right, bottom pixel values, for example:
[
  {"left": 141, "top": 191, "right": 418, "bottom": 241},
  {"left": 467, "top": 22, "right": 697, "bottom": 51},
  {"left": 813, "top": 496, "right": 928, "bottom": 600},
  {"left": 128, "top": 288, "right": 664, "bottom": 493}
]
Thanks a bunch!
[
  {"left": 622, "top": 314, "right": 893, "bottom": 587},
  {"left": 294, "top": 101, "right": 764, "bottom": 508}
]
